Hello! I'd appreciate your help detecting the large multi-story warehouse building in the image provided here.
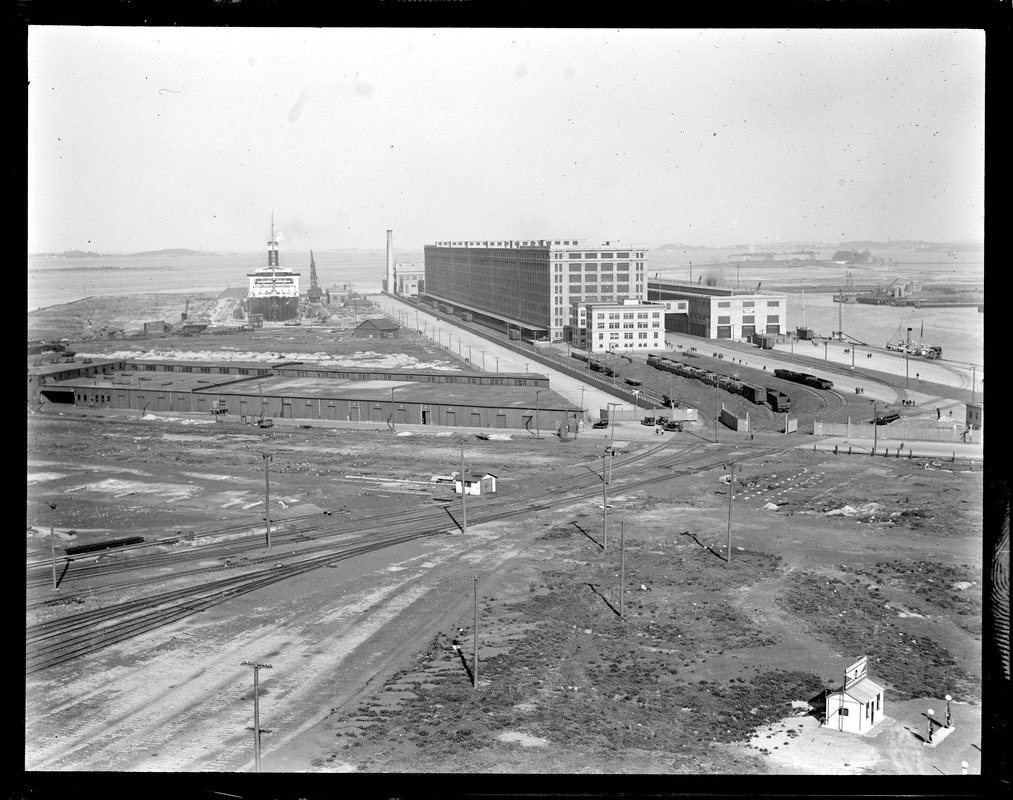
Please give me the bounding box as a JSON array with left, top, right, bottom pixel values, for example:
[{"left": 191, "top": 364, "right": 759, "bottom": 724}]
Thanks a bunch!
[
  {"left": 647, "top": 280, "right": 787, "bottom": 339},
  {"left": 570, "top": 299, "right": 668, "bottom": 353},
  {"left": 423, "top": 239, "right": 648, "bottom": 342}
]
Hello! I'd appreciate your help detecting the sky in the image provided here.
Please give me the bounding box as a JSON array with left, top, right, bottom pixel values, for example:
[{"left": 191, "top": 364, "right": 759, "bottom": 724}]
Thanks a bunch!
[{"left": 27, "top": 27, "right": 986, "bottom": 254}]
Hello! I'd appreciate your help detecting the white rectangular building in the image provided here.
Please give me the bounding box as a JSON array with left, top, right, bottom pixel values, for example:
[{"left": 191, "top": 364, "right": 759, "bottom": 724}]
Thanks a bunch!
[
  {"left": 571, "top": 299, "right": 667, "bottom": 353},
  {"left": 824, "top": 656, "right": 886, "bottom": 734},
  {"left": 648, "top": 280, "right": 787, "bottom": 340}
]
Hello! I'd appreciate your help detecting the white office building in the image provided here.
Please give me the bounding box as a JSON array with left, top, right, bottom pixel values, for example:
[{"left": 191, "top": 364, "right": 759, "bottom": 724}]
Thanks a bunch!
[{"left": 571, "top": 299, "right": 668, "bottom": 353}]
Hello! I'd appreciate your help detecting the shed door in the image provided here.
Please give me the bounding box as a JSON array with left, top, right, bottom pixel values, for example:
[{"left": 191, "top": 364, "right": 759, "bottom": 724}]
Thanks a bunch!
[{"left": 470, "top": 412, "right": 482, "bottom": 427}]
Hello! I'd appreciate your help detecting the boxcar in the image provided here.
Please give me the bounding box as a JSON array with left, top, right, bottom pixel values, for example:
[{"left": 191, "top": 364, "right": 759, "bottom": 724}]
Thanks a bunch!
[{"left": 741, "top": 384, "right": 766, "bottom": 404}]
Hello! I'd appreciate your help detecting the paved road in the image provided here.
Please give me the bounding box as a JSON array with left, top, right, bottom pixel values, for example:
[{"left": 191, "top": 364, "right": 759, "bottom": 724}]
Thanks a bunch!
[{"left": 374, "top": 296, "right": 632, "bottom": 420}]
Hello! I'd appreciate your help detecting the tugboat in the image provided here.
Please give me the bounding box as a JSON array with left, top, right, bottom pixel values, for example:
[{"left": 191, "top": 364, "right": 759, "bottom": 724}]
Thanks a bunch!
[{"left": 885, "top": 323, "right": 942, "bottom": 359}]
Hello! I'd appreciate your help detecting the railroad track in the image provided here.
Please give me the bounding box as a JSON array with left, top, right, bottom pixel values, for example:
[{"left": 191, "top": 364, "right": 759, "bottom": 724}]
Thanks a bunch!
[{"left": 27, "top": 436, "right": 794, "bottom": 674}]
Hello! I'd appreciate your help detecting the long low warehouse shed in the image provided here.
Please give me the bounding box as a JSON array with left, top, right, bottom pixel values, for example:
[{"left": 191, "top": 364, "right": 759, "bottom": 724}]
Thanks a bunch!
[{"left": 38, "top": 371, "right": 579, "bottom": 432}]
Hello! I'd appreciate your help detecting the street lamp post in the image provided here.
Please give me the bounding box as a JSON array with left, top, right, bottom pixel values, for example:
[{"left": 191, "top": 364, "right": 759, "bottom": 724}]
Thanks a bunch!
[
  {"left": 49, "top": 502, "right": 58, "bottom": 592},
  {"left": 945, "top": 694, "right": 952, "bottom": 728}
]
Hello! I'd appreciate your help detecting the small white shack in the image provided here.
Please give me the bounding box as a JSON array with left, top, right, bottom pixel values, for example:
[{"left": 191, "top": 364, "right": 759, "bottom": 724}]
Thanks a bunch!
[
  {"left": 824, "top": 656, "right": 886, "bottom": 734},
  {"left": 454, "top": 472, "right": 498, "bottom": 496}
]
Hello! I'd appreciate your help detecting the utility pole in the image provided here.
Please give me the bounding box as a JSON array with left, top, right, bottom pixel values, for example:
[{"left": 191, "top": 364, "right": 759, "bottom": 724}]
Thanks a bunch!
[
  {"left": 460, "top": 439, "right": 467, "bottom": 535},
  {"left": 240, "top": 660, "right": 273, "bottom": 772},
  {"left": 873, "top": 401, "right": 878, "bottom": 454},
  {"left": 49, "top": 502, "right": 58, "bottom": 592},
  {"left": 481, "top": 351, "right": 486, "bottom": 371},
  {"left": 620, "top": 521, "right": 626, "bottom": 618},
  {"left": 602, "top": 447, "right": 609, "bottom": 553},
  {"left": 726, "top": 462, "right": 735, "bottom": 565},
  {"left": 714, "top": 385, "right": 719, "bottom": 442},
  {"left": 263, "top": 453, "right": 273, "bottom": 550},
  {"left": 577, "top": 386, "right": 586, "bottom": 438},
  {"left": 495, "top": 356, "right": 500, "bottom": 373},
  {"left": 473, "top": 577, "right": 479, "bottom": 690},
  {"left": 971, "top": 365, "right": 976, "bottom": 403},
  {"left": 607, "top": 402, "right": 619, "bottom": 484},
  {"left": 906, "top": 328, "right": 912, "bottom": 387},
  {"left": 535, "top": 390, "right": 541, "bottom": 437}
]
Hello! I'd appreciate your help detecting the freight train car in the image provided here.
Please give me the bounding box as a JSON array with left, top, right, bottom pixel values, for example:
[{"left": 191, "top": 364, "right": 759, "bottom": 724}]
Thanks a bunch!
[
  {"left": 773, "top": 368, "right": 833, "bottom": 390},
  {"left": 741, "top": 384, "right": 766, "bottom": 404},
  {"left": 65, "top": 536, "right": 145, "bottom": 557},
  {"left": 766, "top": 388, "right": 792, "bottom": 412},
  {"left": 804, "top": 375, "right": 834, "bottom": 390}
]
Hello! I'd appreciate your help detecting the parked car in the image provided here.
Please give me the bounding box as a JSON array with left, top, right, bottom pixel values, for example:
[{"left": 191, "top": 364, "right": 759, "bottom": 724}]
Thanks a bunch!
[{"left": 592, "top": 419, "right": 610, "bottom": 429}]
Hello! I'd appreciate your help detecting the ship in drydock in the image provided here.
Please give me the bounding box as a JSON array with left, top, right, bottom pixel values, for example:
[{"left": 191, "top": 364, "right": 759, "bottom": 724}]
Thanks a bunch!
[{"left": 246, "top": 223, "right": 301, "bottom": 323}]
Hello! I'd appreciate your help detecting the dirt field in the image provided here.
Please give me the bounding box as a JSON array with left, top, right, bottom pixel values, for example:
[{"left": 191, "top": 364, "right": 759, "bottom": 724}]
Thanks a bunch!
[{"left": 25, "top": 295, "right": 985, "bottom": 777}]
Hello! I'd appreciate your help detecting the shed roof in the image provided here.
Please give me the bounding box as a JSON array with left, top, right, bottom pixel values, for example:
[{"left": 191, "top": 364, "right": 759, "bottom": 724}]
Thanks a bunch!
[
  {"left": 28, "top": 356, "right": 127, "bottom": 376},
  {"left": 49, "top": 371, "right": 253, "bottom": 392},
  {"left": 833, "top": 677, "right": 884, "bottom": 704},
  {"left": 356, "top": 318, "right": 400, "bottom": 331},
  {"left": 211, "top": 376, "right": 576, "bottom": 410}
]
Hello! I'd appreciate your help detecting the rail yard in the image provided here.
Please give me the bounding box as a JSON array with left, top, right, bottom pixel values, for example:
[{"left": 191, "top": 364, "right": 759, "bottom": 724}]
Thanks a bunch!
[{"left": 25, "top": 296, "right": 985, "bottom": 777}]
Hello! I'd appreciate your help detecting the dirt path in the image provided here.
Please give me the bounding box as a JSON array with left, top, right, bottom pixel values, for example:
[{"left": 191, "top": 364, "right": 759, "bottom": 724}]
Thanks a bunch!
[{"left": 25, "top": 519, "right": 540, "bottom": 771}]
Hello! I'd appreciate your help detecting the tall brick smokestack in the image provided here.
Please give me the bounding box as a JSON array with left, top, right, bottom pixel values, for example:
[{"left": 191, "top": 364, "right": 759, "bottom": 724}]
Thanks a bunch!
[{"left": 386, "top": 230, "right": 394, "bottom": 294}]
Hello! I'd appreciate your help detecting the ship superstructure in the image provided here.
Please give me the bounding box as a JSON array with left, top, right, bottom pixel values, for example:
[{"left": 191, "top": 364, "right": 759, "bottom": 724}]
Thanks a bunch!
[{"left": 246, "top": 218, "right": 301, "bottom": 322}]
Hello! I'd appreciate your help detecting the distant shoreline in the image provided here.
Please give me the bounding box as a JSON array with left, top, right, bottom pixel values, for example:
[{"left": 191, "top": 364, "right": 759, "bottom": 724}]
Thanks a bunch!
[{"left": 28, "top": 265, "right": 177, "bottom": 273}]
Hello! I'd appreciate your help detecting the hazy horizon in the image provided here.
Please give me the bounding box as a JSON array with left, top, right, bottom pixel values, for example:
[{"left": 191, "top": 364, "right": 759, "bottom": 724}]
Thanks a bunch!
[
  {"left": 28, "top": 28, "right": 985, "bottom": 254},
  {"left": 29, "top": 237, "right": 986, "bottom": 258}
]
